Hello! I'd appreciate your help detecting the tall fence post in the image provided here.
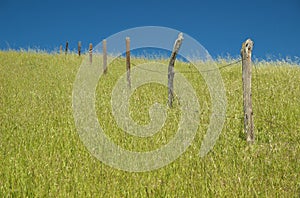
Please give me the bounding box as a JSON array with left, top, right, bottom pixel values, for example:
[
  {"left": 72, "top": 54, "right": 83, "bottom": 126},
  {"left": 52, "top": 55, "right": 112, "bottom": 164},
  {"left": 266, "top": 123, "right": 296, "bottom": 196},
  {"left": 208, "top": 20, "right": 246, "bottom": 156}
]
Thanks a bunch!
[
  {"left": 65, "top": 41, "right": 69, "bottom": 55},
  {"left": 241, "top": 38, "right": 254, "bottom": 143},
  {"left": 89, "top": 43, "right": 93, "bottom": 64},
  {"left": 78, "top": 41, "right": 81, "bottom": 56},
  {"left": 103, "top": 39, "right": 107, "bottom": 74},
  {"left": 168, "top": 33, "right": 183, "bottom": 107},
  {"left": 126, "top": 37, "right": 131, "bottom": 88}
]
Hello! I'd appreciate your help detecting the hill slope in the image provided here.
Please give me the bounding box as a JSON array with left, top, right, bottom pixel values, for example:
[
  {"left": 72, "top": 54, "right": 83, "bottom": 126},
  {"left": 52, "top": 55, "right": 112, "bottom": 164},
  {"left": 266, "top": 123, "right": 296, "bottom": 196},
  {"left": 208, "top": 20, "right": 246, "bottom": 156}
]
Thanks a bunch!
[{"left": 0, "top": 51, "right": 299, "bottom": 196}]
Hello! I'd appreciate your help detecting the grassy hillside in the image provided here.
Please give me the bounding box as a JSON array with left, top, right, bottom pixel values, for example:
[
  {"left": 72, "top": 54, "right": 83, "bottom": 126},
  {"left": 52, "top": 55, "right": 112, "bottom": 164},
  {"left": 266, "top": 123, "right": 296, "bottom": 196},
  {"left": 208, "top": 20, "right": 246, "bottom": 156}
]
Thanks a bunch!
[{"left": 0, "top": 51, "right": 299, "bottom": 197}]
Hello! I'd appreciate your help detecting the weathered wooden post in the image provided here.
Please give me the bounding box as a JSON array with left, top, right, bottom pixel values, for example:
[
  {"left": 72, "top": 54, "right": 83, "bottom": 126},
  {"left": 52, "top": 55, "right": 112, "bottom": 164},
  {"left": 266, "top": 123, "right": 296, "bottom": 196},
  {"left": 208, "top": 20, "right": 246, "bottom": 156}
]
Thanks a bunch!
[
  {"left": 65, "top": 41, "right": 69, "bottom": 55},
  {"left": 89, "top": 43, "right": 93, "bottom": 64},
  {"left": 59, "top": 45, "right": 63, "bottom": 54},
  {"left": 241, "top": 38, "right": 254, "bottom": 143},
  {"left": 103, "top": 39, "right": 107, "bottom": 74},
  {"left": 78, "top": 41, "right": 81, "bottom": 56},
  {"left": 168, "top": 33, "right": 183, "bottom": 107},
  {"left": 126, "top": 37, "right": 131, "bottom": 88}
]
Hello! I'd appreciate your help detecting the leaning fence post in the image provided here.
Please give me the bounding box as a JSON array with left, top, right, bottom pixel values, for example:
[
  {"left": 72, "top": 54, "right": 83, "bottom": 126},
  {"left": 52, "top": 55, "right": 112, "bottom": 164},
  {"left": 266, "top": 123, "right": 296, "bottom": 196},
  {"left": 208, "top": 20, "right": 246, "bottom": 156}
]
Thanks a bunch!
[
  {"left": 103, "top": 39, "right": 107, "bottom": 74},
  {"left": 89, "top": 43, "right": 93, "bottom": 64},
  {"left": 168, "top": 33, "right": 183, "bottom": 107},
  {"left": 126, "top": 37, "right": 131, "bottom": 88},
  {"left": 78, "top": 41, "right": 81, "bottom": 56},
  {"left": 65, "top": 41, "right": 69, "bottom": 55},
  {"left": 241, "top": 38, "right": 254, "bottom": 143}
]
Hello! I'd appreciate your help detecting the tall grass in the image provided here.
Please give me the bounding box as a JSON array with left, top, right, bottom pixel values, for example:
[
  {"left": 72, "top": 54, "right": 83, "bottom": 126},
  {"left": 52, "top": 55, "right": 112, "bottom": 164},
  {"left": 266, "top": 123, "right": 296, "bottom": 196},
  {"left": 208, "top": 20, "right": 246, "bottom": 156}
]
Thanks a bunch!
[{"left": 0, "top": 51, "right": 299, "bottom": 197}]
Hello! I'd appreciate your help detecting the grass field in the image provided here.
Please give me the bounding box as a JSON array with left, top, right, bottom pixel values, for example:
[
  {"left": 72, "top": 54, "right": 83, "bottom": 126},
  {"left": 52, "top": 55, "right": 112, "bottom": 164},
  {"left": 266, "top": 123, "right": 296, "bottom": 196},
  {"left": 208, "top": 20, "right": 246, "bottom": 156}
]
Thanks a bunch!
[{"left": 0, "top": 51, "right": 299, "bottom": 197}]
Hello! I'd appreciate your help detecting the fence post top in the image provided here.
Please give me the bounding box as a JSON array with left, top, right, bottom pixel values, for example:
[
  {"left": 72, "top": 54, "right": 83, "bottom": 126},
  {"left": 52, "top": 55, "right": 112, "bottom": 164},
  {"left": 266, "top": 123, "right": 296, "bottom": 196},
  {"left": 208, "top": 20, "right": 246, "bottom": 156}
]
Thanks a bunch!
[
  {"left": 241, "top": 38, "right": 254, "bottom": 58},
  {"left": 178, "top": 32, "right": 184, "bottom": 40},
  {"left": 172, "top": 33, "right": 184, "bottom": 53}
]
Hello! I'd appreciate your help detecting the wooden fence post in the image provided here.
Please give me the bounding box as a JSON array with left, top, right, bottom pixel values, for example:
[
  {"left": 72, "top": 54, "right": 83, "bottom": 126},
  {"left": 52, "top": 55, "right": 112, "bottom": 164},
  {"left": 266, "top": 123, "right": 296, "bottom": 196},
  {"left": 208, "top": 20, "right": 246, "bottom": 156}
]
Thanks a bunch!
[
  {"left": 103, "top": 39, "right": 107, "bottom": 74},
  {"left": 89, "top": 43, "right": 93, "bottom": 64},
  {"left": 65, "top": 41, "right": 69, "bottom": 55},
  {"left": 168, "top": 33, "right": 183, "bottom": 107},
  {"left": 59, "top": 45, "right": 63, "bottom": 54},
  {"left": 126, "top": 37, "right": 131, "bottom": 88},
  {"left": 241, "top": 38, "right": 254, "bottom": 143},
  {"left": 78, "top": 41, "right": 81, "bottom": 56}
]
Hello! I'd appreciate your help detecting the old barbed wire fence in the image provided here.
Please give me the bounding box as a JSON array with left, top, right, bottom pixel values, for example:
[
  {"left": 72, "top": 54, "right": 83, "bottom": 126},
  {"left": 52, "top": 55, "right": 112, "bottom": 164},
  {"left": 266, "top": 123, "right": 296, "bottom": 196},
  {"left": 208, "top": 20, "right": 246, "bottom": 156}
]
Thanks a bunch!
[
  {"left": 62, "top": 37, "right": 255, "bottom": 144},
  {"left": 168, "top": 33, "right": 184, "bottom": 107},
  {"left": 241, "top": 38, "right": 254, "bottom": 143}
]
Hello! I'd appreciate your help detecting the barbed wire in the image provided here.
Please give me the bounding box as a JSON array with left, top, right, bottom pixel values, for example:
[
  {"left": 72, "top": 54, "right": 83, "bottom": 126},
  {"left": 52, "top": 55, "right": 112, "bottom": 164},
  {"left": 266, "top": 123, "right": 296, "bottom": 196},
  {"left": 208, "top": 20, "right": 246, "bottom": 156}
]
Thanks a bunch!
[{"left": 131, "top": 59, "right": 242, "bottom": 75}]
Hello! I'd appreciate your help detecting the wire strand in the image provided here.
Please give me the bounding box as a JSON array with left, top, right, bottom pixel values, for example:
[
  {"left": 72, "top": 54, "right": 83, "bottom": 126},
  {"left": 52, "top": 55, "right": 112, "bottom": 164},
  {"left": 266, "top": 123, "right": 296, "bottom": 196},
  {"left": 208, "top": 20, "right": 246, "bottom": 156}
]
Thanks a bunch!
[{"left": 132, "top": 59, "right": 242, "bottom": 74}]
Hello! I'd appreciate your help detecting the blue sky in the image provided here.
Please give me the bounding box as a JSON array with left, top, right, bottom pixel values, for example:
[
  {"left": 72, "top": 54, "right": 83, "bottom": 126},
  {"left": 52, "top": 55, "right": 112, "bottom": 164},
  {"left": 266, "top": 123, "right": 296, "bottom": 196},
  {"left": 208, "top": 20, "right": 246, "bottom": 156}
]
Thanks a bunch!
[{"left": 0, "top": 0, "right": 299, "bottom": 60}]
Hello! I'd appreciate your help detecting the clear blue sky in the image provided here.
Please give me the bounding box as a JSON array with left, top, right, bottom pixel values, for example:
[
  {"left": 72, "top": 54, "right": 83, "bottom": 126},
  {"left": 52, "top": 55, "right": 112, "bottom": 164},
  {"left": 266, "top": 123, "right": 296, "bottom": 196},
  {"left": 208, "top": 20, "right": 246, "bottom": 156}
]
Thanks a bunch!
[{"left": 0, "top": 0, "right": 299, "bottom": 60}]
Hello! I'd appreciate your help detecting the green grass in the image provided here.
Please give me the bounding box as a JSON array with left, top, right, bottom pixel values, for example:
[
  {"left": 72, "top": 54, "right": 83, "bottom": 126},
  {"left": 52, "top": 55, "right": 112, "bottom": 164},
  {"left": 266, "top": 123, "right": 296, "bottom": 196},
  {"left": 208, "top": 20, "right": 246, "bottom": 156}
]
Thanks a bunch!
[{"left": 0, "top": 51, "right": 299, "bottom": 197}]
